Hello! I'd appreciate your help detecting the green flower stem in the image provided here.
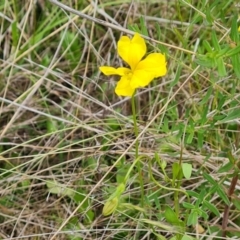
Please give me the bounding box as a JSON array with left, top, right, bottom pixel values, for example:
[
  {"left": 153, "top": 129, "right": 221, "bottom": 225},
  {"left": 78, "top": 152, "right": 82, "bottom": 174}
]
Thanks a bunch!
[
  {"left": 131, "top": 90, "right": 139, "bottom": 158},
  {"left": 174, "top": 148, "right": 183, "bottom": 217},
  {"left": 131, "top": 91, "right": 144, "bottom": 206}
]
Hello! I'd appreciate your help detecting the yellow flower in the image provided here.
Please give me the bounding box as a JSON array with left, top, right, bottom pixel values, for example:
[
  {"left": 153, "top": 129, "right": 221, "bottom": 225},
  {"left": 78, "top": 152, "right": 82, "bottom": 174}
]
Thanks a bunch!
[
  {"left": 99, "top": 33, "right": 167, "bottom": 97},
  {"left": 238, "top": 26, "right": 240, "bottom": 32}
]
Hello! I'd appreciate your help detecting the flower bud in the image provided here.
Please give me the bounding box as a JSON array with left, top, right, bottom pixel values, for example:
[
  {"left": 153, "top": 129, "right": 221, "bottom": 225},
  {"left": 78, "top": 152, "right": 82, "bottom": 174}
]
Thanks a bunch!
[{"left": 102, "top": 197, "right": 119, "bottom": 216}]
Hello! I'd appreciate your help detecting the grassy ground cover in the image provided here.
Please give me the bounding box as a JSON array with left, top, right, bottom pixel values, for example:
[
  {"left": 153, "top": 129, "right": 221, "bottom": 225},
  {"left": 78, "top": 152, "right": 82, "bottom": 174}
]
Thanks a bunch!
[{"left": 0, "top": 0, "right": 240, "bottom": 239}]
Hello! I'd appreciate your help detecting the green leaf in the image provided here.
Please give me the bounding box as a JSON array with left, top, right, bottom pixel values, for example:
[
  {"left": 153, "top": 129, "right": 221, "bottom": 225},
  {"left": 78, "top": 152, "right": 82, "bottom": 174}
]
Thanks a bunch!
[
  {"left": 225, "top": 44, "right": 240, "bottom": 57},
  {"left": 202, "top": 172, "right": 217, "bottom": 185},
  {"left": 11, "top": 21, "right": 19, "bottom": 47},
  {"left": 216, "top": 57, "right": 226, "bottom": 76},
  {"left": 128, "top": 24, "right": 141, "bottom": 34},
  {"left": 217, "top": 46, "right": 230, "bottom": 57},
  {"left": 172, "top": 162, "right": 180, "bottom": 181},
  {"left": 218, "top": 161, "right": 233, "bottom": 173},
  {"left": 47, "top": 119, "right": 58, "bottom": 133},
  {"left": 186, "top": 131, "right": 194, "bottom": 144},
  {"left": 181, "top": 235, "right": 197, "bottom": 240},
  {"left": 195, "top": 57, "right": 215, "bottom": 68},
  {"left": 197, "top": 130, "right": 204, "bottom": 149},
  {"left": 171, "top": 65, "right": 182, "bottom": 87},
  {"left": 218, "top": 109, "right": 240, "bottom": 124},
  {"left": 141, "top": 219, "right": 175, "bottom": 231},
  {"left": 198, "top": 189, "right": 206, "bottom": 204},
  {"left": 203, "top": 200, "right": 220, "bottom": 216},
  {"left": 232, "top": 198, "right": 240, "bottom": 210},
  {"left": 139, "top": 16, "right": 148, "bottom": 37},
  {"left": 46, "top": 181, "right": 75, "bottom": 197},
  {"left": 154, "top": 233, "right": 167, "bottom": 240},
  {"left": 230, "top": 14, "right": 239, "bottom": 42},
  {"left": 182, "top": 163, "right": 192, "bottom": 179},
  {"left": 187, "top": 210, "right": 198, "bottom": 226},
  {"left": 217, "top": 186, "right": 230, "bottom": 205},
  {"left": 203, "top": 40, "right": 213, "bottom": 52},
  {"left": 169, "top": 235, "right": 197, "bottom": 240},
  {"left": 173, "top": 27, "right": 185, "bottom": 45},
  {"left": 165, "top": 206, "right": 180, "bottom": 224},
  {"left": 182, "top": 202, "right": 195, "bottom": 209},
  {"left": 205, "top": 7, "right": 214, "bottom": 24},
  {"left": 186, "top": 190, "right": 199, "bottom": 198},
  {"left": 231, "top": 54, "right": 240, "bottom": 78},
  {"left": 199, "top": 86, "right": 213, "bottom": 105},
  {"left": 155, "top": 23, "right": 168, "bottom": 54},
  {"left": 198, "top": 208, "right": 208, "bottom": 220},
  {"left": 228, "top": 151, "right": 238, "bottom": 166},
  {"left": 212, "top": 31, "right": 221, "bottom": 51}
]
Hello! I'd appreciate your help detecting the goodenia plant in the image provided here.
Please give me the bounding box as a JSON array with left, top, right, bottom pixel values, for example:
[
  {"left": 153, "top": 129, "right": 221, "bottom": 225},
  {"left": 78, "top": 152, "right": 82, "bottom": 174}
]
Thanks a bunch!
[{"left": 99, "top": 33, "right": 167, "bottom": 216}]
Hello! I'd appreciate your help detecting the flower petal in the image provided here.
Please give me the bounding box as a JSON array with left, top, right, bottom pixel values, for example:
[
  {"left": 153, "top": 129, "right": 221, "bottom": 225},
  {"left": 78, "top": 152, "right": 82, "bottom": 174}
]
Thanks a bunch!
[
  {"left": 99, "top": 66, "right": 130, "bottom": 76},
  {"left": 115, "top": 76, "right": 135, "bottom": 97},
  {"left": 130, "top": 53, "right": 167, "bottom": 88},
  {"left": 117, "top": 33, "right": 146, "bottom": 70},
  {"left": 136, "top": 53, "right": 167, "bottom": 77}
]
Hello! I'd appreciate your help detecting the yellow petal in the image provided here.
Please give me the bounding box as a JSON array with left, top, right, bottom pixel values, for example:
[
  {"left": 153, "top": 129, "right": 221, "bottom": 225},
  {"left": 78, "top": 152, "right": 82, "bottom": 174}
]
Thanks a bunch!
[
  {"left": 115, "top": 76, "right": 135, "bottom": 97},
  {"left": 117, "top": 33, "right": 146, "bottom": 70},
  {"left": 131, "top": 53, "right": 167, "bottom": 88},
  {"left": 136, "top": 53, "right": 167, "bottom": 77},
  {"left": 99, "top": 66, "right": 130, "bottom": 76}
]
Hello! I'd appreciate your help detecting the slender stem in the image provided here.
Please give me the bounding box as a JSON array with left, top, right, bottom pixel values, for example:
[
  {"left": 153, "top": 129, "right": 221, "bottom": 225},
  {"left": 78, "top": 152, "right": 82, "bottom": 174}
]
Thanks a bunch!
[
  {"left": 131, "top": 90, "right": 139, "bottom": 158},
  {"left": 174, "top": 143, "right": 184, "bottom": 217},
  {"left": 131, "top": 90, "right": 144, "bottom": 206}
]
